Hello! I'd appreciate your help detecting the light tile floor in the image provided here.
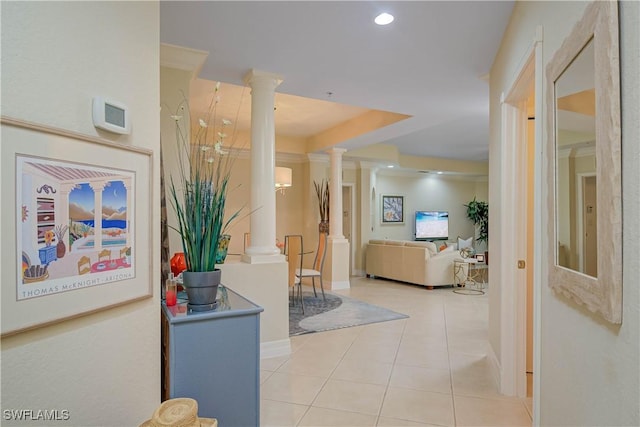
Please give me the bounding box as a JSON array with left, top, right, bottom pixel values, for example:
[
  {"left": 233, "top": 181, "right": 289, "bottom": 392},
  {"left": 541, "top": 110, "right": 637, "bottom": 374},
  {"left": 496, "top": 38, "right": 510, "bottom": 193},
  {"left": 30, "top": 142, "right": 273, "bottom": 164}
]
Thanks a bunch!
[{"left": 261, "top": 276, "right": 532, "bottom": 426}]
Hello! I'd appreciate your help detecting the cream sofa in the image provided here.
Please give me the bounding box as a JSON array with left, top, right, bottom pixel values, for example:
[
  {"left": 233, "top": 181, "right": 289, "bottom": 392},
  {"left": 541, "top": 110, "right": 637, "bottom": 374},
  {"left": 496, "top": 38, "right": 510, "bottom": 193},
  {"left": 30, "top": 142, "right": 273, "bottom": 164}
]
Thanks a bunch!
[{"left": 365, "top": 239, "right": 461, "bottom": 289}]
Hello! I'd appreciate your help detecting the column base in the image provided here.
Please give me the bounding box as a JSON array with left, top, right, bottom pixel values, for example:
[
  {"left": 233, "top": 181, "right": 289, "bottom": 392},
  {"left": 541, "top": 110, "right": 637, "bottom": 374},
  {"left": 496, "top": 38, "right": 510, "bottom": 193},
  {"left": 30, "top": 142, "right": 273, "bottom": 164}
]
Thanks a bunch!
[
  {"left": 327, "top": 280, "right": 351, "bottom": 290},
  {"left": 241, "top": 253, "right": 285, "bottom": 264},
  {"left": 325, "top": 238, "right": 350, "bottom": 289}
]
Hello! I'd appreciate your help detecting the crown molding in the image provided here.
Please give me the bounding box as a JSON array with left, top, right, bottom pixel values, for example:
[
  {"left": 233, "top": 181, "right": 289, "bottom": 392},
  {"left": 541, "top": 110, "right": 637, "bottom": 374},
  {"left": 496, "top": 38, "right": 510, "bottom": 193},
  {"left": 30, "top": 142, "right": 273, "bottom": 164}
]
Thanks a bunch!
[
  {"left": 307, "top": 153, "right": 329, "bottom": 163},
  {"left": 160, "top": 43, "right": 208, "bottom": 76}
]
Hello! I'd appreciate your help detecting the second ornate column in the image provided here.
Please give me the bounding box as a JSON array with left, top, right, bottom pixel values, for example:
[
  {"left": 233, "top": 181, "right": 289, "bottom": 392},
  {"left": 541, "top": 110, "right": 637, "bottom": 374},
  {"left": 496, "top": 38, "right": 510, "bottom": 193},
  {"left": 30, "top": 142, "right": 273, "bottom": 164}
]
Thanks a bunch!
[
  {"left": 242, "top": 69, "right": 284, "bottom": 263},
  {"left": 325, "top": 148, "right": 350, "bottom": 289}
]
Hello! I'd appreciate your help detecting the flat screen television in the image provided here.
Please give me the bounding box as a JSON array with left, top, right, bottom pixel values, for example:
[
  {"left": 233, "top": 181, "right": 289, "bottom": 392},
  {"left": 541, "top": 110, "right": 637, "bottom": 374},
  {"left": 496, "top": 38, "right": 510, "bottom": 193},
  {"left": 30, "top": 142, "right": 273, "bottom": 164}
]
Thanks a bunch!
[{"left": 415, "top": 211, "right": 449, "bottom": 240}]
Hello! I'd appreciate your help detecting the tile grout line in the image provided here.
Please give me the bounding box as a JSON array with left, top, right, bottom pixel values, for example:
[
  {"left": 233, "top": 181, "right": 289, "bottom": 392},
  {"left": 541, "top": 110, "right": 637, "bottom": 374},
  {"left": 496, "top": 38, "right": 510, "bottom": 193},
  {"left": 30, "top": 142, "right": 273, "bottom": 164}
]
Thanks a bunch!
[
  {"left": 302, "top": 324, "right": 364, "bottom": 421},
  {"left": 374, "top": 316, "right": 408, "bottom": 425},
  {"left": 444, "top": 300, "right": 459, "bottom": 427}
]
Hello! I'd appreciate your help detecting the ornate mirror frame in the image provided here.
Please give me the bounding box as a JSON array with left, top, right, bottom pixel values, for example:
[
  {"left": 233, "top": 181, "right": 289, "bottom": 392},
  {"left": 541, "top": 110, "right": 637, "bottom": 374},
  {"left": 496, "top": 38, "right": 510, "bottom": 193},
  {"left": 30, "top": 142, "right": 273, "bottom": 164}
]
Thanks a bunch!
[{"left": 546, "top": 1, "right": 622, "bottom": 324}]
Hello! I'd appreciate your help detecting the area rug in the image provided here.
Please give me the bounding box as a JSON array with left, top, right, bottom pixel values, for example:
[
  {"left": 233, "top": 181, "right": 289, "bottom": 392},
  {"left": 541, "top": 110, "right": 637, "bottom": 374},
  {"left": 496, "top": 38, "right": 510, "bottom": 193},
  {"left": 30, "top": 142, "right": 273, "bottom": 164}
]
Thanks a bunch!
[{"left": 289, "top": 292, "right": 409, "bottom": 336}]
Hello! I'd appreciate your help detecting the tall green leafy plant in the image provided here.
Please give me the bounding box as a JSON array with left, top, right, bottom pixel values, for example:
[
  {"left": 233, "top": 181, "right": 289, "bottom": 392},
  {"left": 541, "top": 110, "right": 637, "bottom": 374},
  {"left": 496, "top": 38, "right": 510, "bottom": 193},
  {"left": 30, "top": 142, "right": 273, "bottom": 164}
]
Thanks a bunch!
[
  {"left": 464, "top": 197, "right": 489, "bottom": 244},
  {"left": 168, "top": 83, "right": 242, "bottom": 272}
]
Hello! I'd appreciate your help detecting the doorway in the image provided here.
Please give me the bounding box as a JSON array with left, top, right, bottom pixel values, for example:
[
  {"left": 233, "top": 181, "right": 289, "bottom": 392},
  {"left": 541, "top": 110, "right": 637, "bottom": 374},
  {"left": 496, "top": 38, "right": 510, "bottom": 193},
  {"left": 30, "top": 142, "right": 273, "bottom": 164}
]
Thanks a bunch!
[
  {"left": 526, "top": 110, "right": 535, "bottom": 399},
  {"left": 342, "top": 184, "right": 355, "bottom": 275},
  {"left": 577, "top": 174, "right": 598, "bottom": 276},
  {"left": 499, "top": 28, "right": 542, "bottom": 423}
]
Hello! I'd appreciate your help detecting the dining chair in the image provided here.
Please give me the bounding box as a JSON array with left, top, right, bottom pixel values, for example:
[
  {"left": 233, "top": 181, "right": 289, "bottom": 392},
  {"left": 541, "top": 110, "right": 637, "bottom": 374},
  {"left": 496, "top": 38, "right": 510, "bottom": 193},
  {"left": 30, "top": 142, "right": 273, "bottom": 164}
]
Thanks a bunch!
[
  {"left": 296, "top": 231, "right": 327, "bottom": 300},
  {"left": 78, "top": 256, "right": 91, "bottom": 275},
  {"left": 285, "top": 234, "right": 304, "bottom": 313},
  {"left": 98, "top": 248, "right": 111, "bottom": 262}
]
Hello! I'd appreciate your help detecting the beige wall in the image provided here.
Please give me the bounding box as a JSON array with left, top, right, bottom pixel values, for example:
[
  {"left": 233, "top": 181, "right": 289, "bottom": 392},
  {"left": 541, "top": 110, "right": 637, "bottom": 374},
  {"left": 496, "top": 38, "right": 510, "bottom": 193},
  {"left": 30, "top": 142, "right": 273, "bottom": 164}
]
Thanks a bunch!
[
  {"left": 350, "top": 168, "right": 487, "bottom": 273},
  {"left": 160, "top": 66, "right": 193, "bottom": 255},
  {"left": 370, "top": 174, "right": 487, "bottom": 245},
  {"left": 1, "top": 2, "right": 160, "bottom": 426},
  {"left": 490, "top": 1, "right": 639, "bottom": 425}
]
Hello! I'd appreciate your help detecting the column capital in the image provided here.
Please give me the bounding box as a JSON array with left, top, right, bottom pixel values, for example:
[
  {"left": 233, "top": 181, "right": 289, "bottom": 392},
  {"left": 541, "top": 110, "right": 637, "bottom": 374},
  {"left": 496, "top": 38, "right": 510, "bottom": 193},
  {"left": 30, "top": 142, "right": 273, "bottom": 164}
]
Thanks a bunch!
[
  {"left": 243, "top": 69, "right": 283, "bottom": 90},
  {"left": 326, "top": 148, "right": 347, "bottom": 156},
  {"left": 89, "top": 180, "right": 107, "bottom": 192},
  {"left": 60, "top": 183, "right": 79, "bottom": 193}
]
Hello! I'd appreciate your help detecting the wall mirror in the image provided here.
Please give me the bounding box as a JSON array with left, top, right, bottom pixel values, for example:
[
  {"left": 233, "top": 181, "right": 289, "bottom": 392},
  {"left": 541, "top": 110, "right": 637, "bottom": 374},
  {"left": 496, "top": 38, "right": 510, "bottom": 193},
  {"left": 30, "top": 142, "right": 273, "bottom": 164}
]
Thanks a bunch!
[{"left": 546, "top": 1, "right": 621, "bottom": 324}]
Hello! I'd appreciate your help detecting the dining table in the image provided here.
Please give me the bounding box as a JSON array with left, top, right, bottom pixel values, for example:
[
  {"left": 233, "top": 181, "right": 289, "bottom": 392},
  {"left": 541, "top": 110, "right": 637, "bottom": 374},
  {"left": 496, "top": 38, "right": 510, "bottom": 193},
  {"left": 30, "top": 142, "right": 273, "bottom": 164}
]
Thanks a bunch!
[{"left": 91, "top": 257, "right": 131, "bottom": 273}]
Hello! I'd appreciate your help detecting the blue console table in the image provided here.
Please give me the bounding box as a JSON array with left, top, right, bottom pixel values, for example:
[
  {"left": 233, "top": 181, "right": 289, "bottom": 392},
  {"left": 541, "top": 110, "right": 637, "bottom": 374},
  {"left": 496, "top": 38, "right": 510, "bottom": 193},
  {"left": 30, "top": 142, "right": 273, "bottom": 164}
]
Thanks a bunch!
[
  {"left": 38, "top": 245, "right": 57, "bottom": 265},
  {"left": 161, "top": 287, "right": 263, "bottom": 427}
]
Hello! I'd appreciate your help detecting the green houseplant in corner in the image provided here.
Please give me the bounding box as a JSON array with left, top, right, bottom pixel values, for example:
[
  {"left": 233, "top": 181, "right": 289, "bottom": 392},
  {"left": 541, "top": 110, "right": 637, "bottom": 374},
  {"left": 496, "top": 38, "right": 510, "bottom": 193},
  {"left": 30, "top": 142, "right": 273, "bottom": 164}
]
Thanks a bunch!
[
  {"left": 464, "top": 197, "right": 489, "bottom": 263},
  {"left": 168, "top": 82, "right": 242, "bottom": 311}
]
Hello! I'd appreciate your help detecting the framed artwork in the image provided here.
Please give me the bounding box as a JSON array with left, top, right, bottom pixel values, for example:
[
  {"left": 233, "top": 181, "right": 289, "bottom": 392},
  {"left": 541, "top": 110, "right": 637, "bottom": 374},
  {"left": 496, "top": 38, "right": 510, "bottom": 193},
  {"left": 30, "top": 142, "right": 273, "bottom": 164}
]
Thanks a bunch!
[
  {"left": 476, "top": 254, "right": 485, "bottom": 263},
  {"left": 1, "top": 117, "right": 153, "bottom": 336},
  {"left": 382, "top": 195, "right": 404, "bottom": 224}
]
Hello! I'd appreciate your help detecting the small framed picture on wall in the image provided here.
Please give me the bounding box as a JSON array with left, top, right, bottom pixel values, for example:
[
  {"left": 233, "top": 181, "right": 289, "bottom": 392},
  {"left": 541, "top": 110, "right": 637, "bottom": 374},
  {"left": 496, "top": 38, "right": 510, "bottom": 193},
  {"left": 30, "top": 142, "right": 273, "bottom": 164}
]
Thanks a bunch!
[
  {"left": 382, "top": 195, "right": 404, "bottom": 224},
  {"left": 476, "top": 254, "right": 485, "bottom": 263}
]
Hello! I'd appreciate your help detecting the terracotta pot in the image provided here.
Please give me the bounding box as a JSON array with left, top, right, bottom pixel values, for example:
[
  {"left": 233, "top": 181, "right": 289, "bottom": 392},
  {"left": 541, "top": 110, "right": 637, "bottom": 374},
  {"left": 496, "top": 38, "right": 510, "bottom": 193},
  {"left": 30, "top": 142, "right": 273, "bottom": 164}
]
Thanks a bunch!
[{"left": 56, "top": 241, "right": 66, "bottom": 258}]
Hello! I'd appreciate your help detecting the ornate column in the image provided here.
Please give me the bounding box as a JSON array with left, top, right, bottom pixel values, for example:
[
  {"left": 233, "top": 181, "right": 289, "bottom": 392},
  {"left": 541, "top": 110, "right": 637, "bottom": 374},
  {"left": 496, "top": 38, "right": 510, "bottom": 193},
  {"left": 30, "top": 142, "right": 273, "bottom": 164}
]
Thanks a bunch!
[
  {"left": 325, "top": 148, "right": 350, "bottom": 290},
  {"left": 89, "top": 180, "right": 107, "bottom": 251},
  {"left": 328, "top": 148, "right": 346, "bottom": 239},
  {"left": 59, "top": 183, "right": 75, "bottom": 252},
  {"left": 242, "top": 69, "right": 284, "bottom": 263}
]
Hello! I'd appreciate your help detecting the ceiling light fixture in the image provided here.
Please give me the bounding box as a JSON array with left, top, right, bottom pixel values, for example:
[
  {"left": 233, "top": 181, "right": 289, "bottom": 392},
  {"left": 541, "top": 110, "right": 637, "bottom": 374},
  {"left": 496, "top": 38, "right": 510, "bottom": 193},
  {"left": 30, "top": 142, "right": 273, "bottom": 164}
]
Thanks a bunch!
[{"left": 375, "top": 12, "right": 394, "bottom": 26}]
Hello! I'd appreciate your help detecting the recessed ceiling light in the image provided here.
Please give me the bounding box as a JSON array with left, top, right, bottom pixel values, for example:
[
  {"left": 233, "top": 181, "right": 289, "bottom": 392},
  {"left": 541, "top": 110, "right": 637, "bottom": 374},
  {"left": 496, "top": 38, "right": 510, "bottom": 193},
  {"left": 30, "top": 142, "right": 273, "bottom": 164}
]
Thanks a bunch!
[{"left": 374, "top": 12, "right": 394, "bottom": 26}]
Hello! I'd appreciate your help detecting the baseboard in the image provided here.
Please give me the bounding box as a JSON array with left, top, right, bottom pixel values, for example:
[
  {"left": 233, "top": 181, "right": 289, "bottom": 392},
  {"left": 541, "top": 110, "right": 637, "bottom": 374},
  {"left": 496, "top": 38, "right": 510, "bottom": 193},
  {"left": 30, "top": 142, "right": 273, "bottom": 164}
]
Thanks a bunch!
[
  {"left": 261, "top": 338, "right": 291, "bottom": 359},
  {"left": 486, "top": 341, "right": 502, "bottom": 391},
  {"left": 328, "top": 280, "right": 350, "bottom": 290}
]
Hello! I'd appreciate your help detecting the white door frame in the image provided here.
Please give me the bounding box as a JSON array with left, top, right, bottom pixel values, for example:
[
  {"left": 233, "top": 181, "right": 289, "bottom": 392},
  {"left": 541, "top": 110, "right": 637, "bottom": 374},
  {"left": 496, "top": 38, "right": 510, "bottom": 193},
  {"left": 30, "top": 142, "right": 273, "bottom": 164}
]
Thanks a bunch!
[
  {"left": 576, "top": 172, "right": 596, "bottom": 272},
  {"left": 499, "top": 26, "right": 543, "bottom": 424},
  {"left": 342, "top": 183, "right": 356, "bottom": 274}
]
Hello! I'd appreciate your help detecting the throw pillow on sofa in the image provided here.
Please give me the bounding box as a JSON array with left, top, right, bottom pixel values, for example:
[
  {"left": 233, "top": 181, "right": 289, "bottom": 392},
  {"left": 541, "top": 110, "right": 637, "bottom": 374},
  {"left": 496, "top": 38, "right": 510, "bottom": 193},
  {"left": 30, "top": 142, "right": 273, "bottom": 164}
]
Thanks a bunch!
[{"left": 457, "top": 236, "right": 473, "bottom": 250}]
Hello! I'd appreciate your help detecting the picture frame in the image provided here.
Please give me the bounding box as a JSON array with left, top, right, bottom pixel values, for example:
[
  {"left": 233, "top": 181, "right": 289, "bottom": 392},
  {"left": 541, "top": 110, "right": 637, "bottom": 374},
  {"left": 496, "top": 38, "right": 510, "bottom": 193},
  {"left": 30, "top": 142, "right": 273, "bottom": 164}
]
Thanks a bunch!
[
  {"left": 476, "top": 254, "right": 485, "bottom": 263},
  {"left": 382, "top": 195, "right": 404, "bottom": 224},
  {"left": 1, "top": 117, "right": 153, "bottom": 336},
  {"left": 545, "top": 1, "right": 622, "bottom": 324}
]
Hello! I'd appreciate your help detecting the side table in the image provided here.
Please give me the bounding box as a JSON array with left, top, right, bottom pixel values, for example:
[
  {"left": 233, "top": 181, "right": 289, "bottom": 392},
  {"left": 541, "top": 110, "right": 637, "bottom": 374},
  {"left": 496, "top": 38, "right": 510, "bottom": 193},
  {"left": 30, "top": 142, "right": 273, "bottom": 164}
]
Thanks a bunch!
[
  {"left": 453, "top": 258, "right": 488, "bottom": 295},
  {"left": 161, "top": 286, "right": 263, "bottom": 426}
]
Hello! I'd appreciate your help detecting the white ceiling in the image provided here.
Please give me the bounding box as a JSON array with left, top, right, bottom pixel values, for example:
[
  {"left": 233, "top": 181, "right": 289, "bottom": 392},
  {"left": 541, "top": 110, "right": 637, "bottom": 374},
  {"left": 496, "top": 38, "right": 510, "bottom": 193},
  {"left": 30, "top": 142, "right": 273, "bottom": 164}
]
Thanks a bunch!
[{"left": 160, "top": 1, "right": 514, "bottom": 162}]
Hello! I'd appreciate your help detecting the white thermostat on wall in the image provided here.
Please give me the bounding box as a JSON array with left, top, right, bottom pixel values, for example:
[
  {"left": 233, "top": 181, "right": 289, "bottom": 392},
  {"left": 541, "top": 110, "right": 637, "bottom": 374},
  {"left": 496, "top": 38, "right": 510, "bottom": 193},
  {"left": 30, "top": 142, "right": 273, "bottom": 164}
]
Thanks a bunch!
[{"left": 92, "top": 97, "right": 131, "bottom": 135}]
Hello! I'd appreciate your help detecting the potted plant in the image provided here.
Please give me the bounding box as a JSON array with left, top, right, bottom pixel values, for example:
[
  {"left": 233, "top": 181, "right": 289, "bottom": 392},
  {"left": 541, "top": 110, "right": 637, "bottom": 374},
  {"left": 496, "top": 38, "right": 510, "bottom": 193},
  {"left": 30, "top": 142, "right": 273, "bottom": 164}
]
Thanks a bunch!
[
  {"left": 314, "top": 179, "right": 330, "bottom": 233},
  {"left": 168, "top": 82, "right": 241, "bottom": 311},
  {"left": 53, "top": 224, "right": 69, "bottom": 258},
  {"left": 464, "top": 197, "right": 489, "bottom": 262}
]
